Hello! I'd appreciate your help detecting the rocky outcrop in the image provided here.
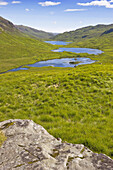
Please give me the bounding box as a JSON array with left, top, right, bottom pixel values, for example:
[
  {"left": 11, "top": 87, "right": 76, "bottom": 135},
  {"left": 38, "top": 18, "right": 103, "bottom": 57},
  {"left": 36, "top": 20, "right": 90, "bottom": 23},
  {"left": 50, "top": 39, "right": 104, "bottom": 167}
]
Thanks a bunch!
[
  {"left": 0, "top": 119, "right": 113, "bottom": 170},
  {"left": 0, "top": 16, "right": 19, "bottom": 33}
]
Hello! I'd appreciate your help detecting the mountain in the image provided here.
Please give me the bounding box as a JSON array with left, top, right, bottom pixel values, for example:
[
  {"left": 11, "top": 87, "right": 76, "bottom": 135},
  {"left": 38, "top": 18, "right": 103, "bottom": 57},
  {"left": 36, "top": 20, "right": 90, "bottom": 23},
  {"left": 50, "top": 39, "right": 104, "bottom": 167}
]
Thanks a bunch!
[
  {"left": 0, "top": 16, "right": 55, "bottom": 39},
  {"left": 0, "top": 16, "right": 21, "bottom": 34},
  {"left": 0, "top": 16, "right": 53, "bottom": 72},
  {"left": 52, "top": 24, "right": 113, "bottom": 42},
  {"left": 16, "top": 25, "right": 55, "bottom": 39}
]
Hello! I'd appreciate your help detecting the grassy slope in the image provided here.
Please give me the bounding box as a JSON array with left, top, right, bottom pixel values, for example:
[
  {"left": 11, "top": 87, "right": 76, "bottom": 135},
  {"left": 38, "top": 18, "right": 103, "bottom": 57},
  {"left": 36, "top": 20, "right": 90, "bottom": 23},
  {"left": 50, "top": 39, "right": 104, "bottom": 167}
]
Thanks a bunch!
[
  {"left": 66, "top": 32, "right": 113, "bottom": 65},
  {"left": 0, "top": 29, "right": 76, "bottom": 72},
  {"left": 0, "top": 65, "right": 113, "bottom": 157},
  {"left": 52, "top": 24, "right": 113, "bottom": 42},
  {"left": 0, "top": 24, "right": 113, "bottom": 157},
  {"left": 16, "top": 25, "right": 54, "bottom": 39},
  {"left": 0, "top": 29, "right": 51, "bottom": 72}
]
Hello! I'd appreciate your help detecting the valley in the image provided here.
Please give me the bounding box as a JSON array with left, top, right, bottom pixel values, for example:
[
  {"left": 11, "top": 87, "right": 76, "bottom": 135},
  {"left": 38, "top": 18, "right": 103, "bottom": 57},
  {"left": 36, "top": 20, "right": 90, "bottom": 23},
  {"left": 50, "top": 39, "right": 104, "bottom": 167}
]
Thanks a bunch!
[{"left": 0, "top": 16, "right": 113, "bottom": 159}]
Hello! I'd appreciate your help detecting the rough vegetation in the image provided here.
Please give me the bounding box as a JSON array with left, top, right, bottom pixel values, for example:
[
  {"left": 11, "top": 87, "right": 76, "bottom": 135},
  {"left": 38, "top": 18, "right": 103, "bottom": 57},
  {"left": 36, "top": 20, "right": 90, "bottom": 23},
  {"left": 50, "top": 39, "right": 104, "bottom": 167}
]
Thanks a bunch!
[
  {"left": 52, "top": 24, "right": 113, "bottom": 42},
  {"left": 0, "top": 16, "right": 113, "bottom": 160},
  {"left": 0, "top": 64, "right": 113, "bottom": 158},
  {"left": 0, "top": 119, "right": 113, "bottom": 170},
  {"left": 101, "top": 28, "right": 113, "bottom": 36}
]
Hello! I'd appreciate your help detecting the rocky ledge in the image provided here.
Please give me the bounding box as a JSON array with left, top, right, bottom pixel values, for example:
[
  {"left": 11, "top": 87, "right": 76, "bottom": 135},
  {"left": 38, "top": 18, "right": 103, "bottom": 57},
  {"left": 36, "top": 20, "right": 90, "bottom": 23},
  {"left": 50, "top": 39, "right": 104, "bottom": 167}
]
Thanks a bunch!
[{"left": 0, "top": 119, "right": 113, "bottom": 170}]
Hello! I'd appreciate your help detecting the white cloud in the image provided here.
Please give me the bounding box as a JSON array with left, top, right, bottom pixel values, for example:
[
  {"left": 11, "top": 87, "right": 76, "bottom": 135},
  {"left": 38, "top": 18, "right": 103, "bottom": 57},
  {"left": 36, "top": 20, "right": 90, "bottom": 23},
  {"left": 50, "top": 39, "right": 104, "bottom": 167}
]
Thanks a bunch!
[
  {"left": 53, "top": 21, "right": 57, "bottom": 24},
  {"left": 77, "top": 0, "right": 113, "bottom": 8},
  {"left": 0, "top": 1, "right": 8, "bottom": 5},
  {"left": 80, "top": 21, "right": 83, "bottom": 24},
  {"left": 64, "top": 9, "right": 87, "bottom": 12},
  {"left": 50, "top": 11, "right": 55, "bottom": 15},
  {"left": 25, "top": 8, "right": 30, "bottom": 12},
  {"left": 12, "top": 1, "right": 21, "bottom": 4},
  {"left": 38, "top": 1, "right": 61, "bottom": 7},
  {"left": 107, "top": 4, "right": 113, "bottom": 8}
]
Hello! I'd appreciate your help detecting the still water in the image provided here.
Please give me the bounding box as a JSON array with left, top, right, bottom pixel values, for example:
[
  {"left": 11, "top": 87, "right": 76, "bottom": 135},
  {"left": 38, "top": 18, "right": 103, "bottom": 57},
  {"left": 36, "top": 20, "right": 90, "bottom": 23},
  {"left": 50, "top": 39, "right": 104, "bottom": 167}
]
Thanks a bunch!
[
  {"left": 27, "top": 57, "right": 95, "bottom": 68},
  {"left": 45, "top": 41, "right": 71, "bottom": 45},
  {"left": 2, "top": 41, "right": 103, "bottom": 73}
]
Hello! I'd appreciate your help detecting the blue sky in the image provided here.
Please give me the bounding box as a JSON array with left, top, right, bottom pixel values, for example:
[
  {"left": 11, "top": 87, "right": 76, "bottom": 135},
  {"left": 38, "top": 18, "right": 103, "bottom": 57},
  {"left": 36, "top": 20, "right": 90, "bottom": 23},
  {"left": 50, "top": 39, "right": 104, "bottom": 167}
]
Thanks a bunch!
[{"left": 0, "top": 0, "right": 113, "bottom": 33}]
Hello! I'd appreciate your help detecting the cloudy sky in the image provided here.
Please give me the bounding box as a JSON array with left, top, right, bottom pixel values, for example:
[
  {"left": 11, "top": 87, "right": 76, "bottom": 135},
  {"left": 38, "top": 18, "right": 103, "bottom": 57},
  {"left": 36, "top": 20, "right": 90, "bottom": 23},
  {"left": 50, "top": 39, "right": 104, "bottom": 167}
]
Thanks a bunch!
[{"left": 0, "top": 0, "right": 113, "bottom": 33}]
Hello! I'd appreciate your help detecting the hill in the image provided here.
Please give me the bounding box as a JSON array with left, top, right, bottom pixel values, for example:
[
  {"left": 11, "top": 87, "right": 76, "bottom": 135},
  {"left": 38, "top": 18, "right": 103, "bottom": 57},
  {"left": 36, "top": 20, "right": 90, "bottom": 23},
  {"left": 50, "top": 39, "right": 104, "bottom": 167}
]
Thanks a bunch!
[
  {"left": 0, "top": 16, "right": 113, "bottom": 159},
  {"left": 0, "top": 16, "right": 21, "bottom": 34},
  {"left": 0, "top": 16, "right": 53, "bottom": 72},
  {"left": 16, "top": 25, "right": 55, "bottom": 39},
  {"left": 0, "top": 16, "right": 73, "bottom": 72},
  {"left": 52, "top": 24, "right": 113, "bottom": 42},
  {"left": 101, "top": 28, "right": 113, "bottom": 36},
  {"left": 0, "top": 16, "right": 55, "bottom": 39}
]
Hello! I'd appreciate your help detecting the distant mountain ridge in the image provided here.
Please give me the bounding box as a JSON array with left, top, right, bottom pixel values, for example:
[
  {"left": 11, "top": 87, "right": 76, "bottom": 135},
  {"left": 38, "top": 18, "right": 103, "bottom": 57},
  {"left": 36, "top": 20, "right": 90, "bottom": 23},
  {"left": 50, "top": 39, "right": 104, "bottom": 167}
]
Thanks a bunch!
[
  {"left": 0, "top": 16, "right": 113, "bottom": 41},
  {"left": 0, "top": 16, "right": 56, "bottom": 39},
  {"left": 52, "top": 24, "right": 113, "bottom": 41},
  {"left": 16, "top": 25, "right": 55, "bottom": 39}
]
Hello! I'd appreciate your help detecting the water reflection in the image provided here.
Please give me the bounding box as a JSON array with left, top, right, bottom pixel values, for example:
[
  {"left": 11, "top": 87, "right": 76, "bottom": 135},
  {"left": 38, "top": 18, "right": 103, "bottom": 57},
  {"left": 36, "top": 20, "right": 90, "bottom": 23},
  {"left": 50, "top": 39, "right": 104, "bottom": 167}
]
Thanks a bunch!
[{"left": 27, "top": 57, "right": 95, "bottom": 68}]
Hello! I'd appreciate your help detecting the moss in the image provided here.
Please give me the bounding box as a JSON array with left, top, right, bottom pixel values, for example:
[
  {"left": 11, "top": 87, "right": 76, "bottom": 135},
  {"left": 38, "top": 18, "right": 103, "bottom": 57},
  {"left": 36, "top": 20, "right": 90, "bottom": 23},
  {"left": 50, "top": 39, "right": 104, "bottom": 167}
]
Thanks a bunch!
[
  {"left": 50, "top": 149, "right": 59, "bottom": 158},
  {"left": 0, "top": 122, "right": 14, "bottom": 130},
  {"left": 66, "top": 156, "right": 75, "bottom": 169},
  {"left": 14, "top": 164, "right": 25, "bottom": 168},
  {"left": 80, "top": 147, "right": 85, "bottom": 153},
  {"left": 0, "top": 131, "right": 7, "bottom": 147},
  {"left": 28, "top": 160, "right": 39, "bottom": 164}
]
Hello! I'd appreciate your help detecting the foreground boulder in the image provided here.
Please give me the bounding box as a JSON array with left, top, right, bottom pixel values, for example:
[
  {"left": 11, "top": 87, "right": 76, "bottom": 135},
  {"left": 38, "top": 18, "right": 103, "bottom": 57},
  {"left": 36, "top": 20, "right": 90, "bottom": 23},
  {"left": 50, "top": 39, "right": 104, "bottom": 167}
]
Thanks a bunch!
[{"left": 0, "top": 119, "right": 113, "bottom": 170}]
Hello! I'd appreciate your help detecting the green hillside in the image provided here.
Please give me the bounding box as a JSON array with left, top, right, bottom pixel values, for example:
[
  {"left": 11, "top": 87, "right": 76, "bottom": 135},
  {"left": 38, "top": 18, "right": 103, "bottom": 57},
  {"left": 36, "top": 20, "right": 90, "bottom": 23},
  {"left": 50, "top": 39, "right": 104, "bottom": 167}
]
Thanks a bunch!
[
  {"left": 0, "top": 28, "right": 52, "bottom": 72},
  {"left": 52, "top": 24, "right": 113, "bottom": 42},
  {"left": 0, "top": 17, "right": 113, "bottom": 158},
  {"left": 0, "top": 16, "right": 21, "bottom": 34},
  {"left": 16, "top": 25, "right": 55, "bottom": 39},
  {"left": 0, "top": 17, "right": 73, "bottom": 72},
  {"left": 0, "top": 29, "right": 74, "bottom": 72}
]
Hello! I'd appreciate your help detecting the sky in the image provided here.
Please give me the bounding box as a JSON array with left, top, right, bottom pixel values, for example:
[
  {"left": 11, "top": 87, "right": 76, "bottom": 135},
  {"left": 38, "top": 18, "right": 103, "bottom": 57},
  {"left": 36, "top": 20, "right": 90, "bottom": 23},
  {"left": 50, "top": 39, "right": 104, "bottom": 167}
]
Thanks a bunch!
[{"left": 0, "top": 0, "right": 113, "bottom": 33}]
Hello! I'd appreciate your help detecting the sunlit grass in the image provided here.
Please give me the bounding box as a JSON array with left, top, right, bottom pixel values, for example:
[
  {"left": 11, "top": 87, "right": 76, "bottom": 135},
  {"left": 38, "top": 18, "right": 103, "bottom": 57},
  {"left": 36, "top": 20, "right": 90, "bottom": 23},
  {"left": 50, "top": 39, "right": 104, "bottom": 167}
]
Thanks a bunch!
[
  {"left": 0, "top": 27, "right": 113, "bottom": 158},
  {"left": 0, "top": 64, "right": 113, "bottom": 157}
]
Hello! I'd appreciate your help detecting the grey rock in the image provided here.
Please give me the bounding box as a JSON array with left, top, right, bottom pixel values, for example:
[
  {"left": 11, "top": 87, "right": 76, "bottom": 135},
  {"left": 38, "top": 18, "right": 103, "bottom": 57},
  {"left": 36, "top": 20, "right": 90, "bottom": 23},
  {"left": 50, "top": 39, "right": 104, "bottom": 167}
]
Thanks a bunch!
[{"left": 0, "top": 119, "right": 113, "bottom": 170}]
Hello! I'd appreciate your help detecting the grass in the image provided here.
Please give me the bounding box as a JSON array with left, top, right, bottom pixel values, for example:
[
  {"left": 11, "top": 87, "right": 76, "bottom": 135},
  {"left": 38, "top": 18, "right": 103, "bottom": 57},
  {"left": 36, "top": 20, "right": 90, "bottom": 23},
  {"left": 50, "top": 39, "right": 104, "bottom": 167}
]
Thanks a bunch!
[
  {"left": 0, "top": 64, "right": 113, "bottom": 157},
  {"left": 0, "top": 27, "right": 113, "bottom": 158}
]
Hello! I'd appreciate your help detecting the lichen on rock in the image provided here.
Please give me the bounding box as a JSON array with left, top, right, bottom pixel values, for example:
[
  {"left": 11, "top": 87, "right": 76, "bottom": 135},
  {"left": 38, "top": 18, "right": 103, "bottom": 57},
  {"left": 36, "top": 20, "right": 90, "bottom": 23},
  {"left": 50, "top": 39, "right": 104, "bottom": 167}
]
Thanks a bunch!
[
  {"left": 0, "top": 119, "right": 113, "bottom": 170},
  {"left": 0, "top": 131, "right": 6, "bottom": 147}
]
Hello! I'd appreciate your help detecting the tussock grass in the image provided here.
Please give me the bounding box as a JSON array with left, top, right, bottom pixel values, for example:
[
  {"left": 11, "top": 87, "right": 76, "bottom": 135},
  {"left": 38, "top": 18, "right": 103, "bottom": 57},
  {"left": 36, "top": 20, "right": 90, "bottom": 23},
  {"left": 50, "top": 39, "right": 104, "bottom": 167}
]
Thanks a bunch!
[{"left": 0, "top": 64, "right": 113, "bottom": 157}]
